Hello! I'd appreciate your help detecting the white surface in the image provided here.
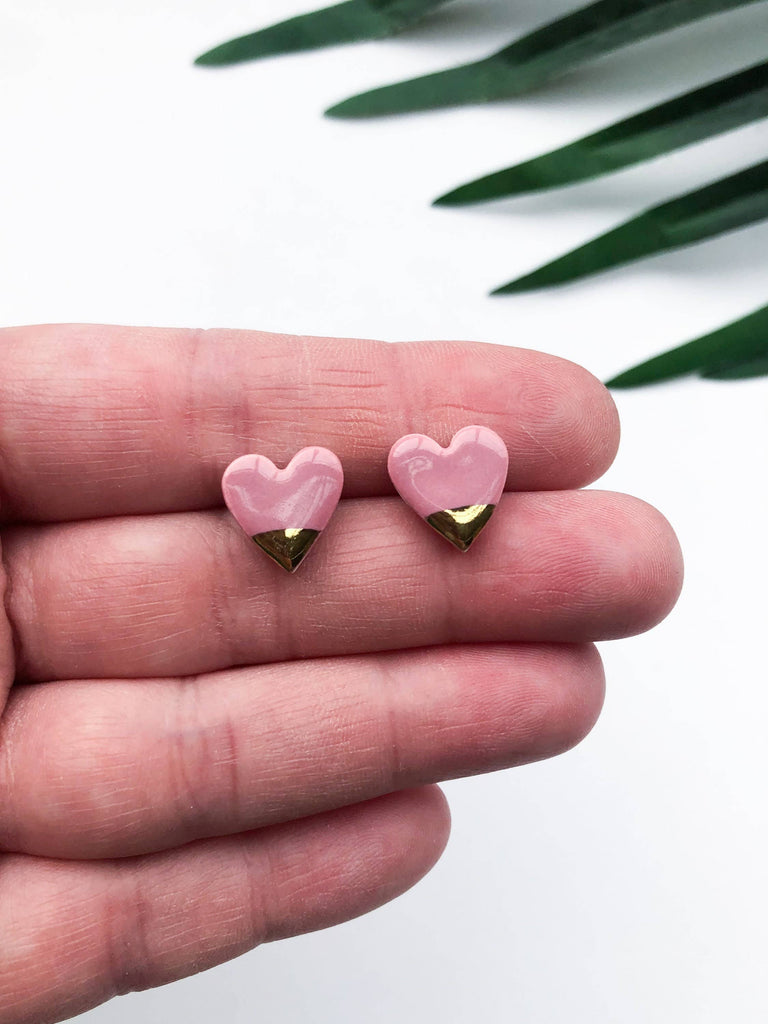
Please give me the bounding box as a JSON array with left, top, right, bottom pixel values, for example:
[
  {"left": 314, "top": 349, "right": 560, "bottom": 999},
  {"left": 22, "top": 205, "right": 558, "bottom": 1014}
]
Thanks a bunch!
[{"left": 2, "top": 1, "right": 768, "bottom": 1021}]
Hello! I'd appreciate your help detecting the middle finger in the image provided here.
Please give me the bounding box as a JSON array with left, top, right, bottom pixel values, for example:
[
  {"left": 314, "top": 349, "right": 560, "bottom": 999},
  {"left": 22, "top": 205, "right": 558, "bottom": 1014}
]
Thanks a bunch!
[{"left": 4, "top": 491, "right": 682, "bottom": 682}]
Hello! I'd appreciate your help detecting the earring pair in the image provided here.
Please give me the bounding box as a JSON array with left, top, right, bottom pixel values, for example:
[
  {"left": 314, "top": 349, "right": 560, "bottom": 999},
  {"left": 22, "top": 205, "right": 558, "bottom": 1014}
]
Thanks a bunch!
[{"left": 221, "top": 426, "right": 508, "bottom": 573}]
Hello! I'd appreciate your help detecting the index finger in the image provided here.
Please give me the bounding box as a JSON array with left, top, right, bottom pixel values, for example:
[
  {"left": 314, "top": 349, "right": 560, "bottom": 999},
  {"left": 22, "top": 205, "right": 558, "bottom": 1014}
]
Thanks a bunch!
[{"left": 0, "top": 324, "right": 619, "bottom": 522}]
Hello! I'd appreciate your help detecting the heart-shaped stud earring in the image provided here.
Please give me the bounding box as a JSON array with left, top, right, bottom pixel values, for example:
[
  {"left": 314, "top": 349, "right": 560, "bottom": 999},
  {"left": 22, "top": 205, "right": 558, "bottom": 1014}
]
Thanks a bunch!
[
  {"left": 222, "top": 448, "right": 343, "bottom": 572},
  {"left": 388, "top": 426, "right": 508, "bottom": 551}
]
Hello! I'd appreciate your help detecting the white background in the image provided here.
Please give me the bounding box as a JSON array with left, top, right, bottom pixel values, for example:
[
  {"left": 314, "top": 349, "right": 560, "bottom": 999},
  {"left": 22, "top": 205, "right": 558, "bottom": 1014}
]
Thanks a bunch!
[{"left": 2, "top": 0, "right": 768, "bottom": 1020}]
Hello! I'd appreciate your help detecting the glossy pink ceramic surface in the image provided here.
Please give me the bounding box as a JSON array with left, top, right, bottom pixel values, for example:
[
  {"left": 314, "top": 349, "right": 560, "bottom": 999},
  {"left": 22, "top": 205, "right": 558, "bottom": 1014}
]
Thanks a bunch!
[
  {"left": 222, "top": 448, "right": 343, "bottom": 535},
  {"left": 388, "top": 426, "right": 508, "bottom": 518}
]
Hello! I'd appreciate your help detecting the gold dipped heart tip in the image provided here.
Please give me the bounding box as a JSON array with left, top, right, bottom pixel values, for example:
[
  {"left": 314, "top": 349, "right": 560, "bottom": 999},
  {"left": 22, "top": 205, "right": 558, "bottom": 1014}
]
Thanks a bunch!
[
  {"left": 252, "top": 528, "right": 320, "bottom": 573},
  {"left": 425, "top": 504, "right": 496, "bottom": 552}
]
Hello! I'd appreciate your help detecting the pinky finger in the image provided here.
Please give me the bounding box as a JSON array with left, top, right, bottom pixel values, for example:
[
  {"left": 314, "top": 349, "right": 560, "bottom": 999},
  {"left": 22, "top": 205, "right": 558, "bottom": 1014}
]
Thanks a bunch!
[{"left": 0, "top": 787, "right": 449, "bottom": 1024}]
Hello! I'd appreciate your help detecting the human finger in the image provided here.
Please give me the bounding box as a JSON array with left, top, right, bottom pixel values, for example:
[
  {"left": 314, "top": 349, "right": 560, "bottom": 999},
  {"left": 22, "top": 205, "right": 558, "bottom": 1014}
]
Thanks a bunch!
[
  {"left": 0, "top": 788, "right": 448, "bottom": 1024},
  {"left": 0, "top": 643, "right": 602, "bottom": 859},
  {"left": 0, "top": 324, "right": 619, "bottom": 523},
  {"left": 5, "top": 491, "right": 683, "bottom": 683}
]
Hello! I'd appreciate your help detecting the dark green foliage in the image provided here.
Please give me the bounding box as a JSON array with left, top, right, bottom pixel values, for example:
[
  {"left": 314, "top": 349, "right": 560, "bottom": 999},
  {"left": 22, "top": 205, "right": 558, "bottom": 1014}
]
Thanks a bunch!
[
  {"left": 197, "top": 0, "right": 768, "bottom": 385},
  {"left": 494, "top": 160, "right": 768, "bottom": 293},
  {"left": 435, "top": 62, "right": 768, "bottom": 205},
  {"left": 325, "top": 0, "right": 764, "bottom": 117},
  {"left": 195, "top": 0, "right": 451, "bottom": 66},
  {"left": 607, "top": 304, "right": 768, "bottom": 386}
]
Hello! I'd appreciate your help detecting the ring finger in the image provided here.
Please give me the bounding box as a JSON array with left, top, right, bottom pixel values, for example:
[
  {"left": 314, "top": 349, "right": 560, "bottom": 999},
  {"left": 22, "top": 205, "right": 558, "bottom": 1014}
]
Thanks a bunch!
[{"left": 0, "top": 642, "right": 604, "bottom": 859}]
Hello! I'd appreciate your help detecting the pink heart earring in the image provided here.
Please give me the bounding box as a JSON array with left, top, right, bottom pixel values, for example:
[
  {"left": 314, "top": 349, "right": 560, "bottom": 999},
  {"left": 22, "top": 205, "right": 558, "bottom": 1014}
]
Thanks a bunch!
[
  {"left": 222, "top": 448, "right": 343, "bottom": 572},
  {"left": 387, "top": 426, "right": 508, "bottom": 551}
]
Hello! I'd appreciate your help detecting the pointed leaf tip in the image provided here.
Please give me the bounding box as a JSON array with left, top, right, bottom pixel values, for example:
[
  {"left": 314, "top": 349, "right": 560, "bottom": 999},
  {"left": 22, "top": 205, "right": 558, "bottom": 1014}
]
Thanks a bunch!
[
  {"left": 494, "top": 160, "right": 768, "bottom": 293},
  {"left": 606, "top": 303, "right": 768, "bottom": 388},
  {"left": 195, "top": 0, "right": 453, "bottom": 68},
  {"left": 434, "top": 60, "right": 768, "bottom": 204},
  {"left": 328, "top": 0, "right": 764, "bottom": 118}
]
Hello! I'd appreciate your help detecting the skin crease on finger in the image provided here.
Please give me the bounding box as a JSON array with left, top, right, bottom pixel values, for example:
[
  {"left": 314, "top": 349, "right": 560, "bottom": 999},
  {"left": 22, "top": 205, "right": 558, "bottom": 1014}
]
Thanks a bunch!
[{"left": 0, "top": 541, "right": 12, "bottom": 710}]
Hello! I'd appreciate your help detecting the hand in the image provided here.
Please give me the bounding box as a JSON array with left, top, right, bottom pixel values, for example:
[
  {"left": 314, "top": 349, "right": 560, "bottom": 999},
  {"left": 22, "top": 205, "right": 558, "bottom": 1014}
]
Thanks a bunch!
[{"left": 0, "top": 325, "right": 682, "bottom": 1023}]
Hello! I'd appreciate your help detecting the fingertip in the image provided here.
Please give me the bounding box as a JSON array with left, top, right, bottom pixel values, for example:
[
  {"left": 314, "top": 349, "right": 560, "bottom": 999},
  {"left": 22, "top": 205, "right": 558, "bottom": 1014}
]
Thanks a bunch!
[
  {"left": 515, "top": 352, "right": 621, "bottom": 489},
  {"left": 262, "top": 788, "right": 452, "bottom": 941},
  {"left": 483, "top": 642, "right": 607, "bottom": 762},
  {"left": 362, "top": 787, "right": 451, "bottom": 890},
  {"left": 394, "top": 341, "right": 622, "bottom": 491},
  {"left": 569, "top": 362, "right": 621, "bottom": 484},
  {"left": 395, "top": 784, "right": 452, "bottom": 871},
  {"left": 582, "top": 492, "right": 684, "bottom": 639},
  {"left": 539, "top": 642, "right": 607, "bottom": 756},
  {"left": 623, "top": 497, "right": 685, "bottom": 635}
]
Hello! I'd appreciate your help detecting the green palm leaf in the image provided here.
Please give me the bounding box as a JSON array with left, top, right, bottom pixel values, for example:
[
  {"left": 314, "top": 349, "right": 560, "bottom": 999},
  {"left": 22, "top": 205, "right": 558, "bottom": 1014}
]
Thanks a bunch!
[
  {"left": 435, "top": 61, "right": 768, "bottom": 205},
  {"left": 195, "top": 0, "right": 451, "bottom": 67},
  {"left": 199, "top": 0, "right": 768, "bottom": 389},
  {"left": 607, "top": 303, "right": 768, "bottom": 386},
  {"left": 494, "top": 159, "right": 768, "bottom": 293},
  {"left": 326, "top": 0, "right": 765, "bottom": 118}
]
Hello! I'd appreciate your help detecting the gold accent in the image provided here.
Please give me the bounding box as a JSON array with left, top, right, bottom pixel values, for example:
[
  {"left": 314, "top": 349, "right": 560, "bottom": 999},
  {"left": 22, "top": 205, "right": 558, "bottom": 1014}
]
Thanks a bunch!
[
  {"left": 252, "top": 528, "right": 320, "bottom": 573},
  {"left": 425, "top": 504, "right": 496, "bottom": 552}
]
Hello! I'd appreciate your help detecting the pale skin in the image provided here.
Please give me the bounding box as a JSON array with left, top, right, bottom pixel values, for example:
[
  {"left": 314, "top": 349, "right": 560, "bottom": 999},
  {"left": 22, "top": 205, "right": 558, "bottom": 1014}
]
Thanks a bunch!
[{"left": 0, "top": 324, "right": 683, "bottom": 1024}]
